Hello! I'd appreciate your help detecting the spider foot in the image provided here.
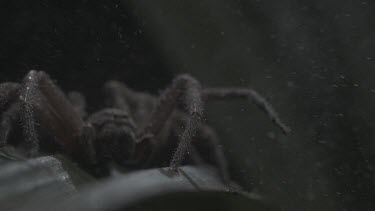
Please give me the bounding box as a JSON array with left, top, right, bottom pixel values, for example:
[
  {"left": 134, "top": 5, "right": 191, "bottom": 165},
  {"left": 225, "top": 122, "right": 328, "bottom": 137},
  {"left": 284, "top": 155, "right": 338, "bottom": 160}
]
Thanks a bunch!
[{"left": 159, "top": 166, "right": 180, "bottom": 178}]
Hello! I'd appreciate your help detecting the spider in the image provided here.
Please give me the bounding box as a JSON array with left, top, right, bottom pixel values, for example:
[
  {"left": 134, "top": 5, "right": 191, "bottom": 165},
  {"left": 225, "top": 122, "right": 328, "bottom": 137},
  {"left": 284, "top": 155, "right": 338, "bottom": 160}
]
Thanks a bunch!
[{"left": 0, "top": 70, "right": 290, "bottom": 182}]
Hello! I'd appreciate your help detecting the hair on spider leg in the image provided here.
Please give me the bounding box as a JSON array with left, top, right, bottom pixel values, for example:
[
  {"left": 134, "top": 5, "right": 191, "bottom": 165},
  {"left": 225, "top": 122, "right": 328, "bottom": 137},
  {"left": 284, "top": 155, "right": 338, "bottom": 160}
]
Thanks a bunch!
[
  {"left": 68, "top": 91, "right": 88, "bottom": 118},
  {"left": 101, "top": 74, "right": 291, "bottom": 183},
  {"left": 0, "top": 83, "right": 22, "bottom": 147},
  {"left": 0, "top": 83, "right": 21, "bottom": 110},
  {"left": 19, "top": 71, "right": 40, "bottom": 157},
  {"left": 202, "top": 88, "right": 291, "bottom": 134},
  {"left": 0, "top": 71, "right": 290, "bottom": 185}
]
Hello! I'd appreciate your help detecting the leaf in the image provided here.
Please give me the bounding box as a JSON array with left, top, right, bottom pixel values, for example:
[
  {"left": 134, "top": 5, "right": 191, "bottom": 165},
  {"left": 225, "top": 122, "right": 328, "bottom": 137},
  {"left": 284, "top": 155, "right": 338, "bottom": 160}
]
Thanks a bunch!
[
  {"left": 0, "top": 147, "right": 275, "bottom": 211},
  {"left": 48, "top": 165, "right": 274, "bottom": 211},
  {"left": 57, "top": 165, "right": 236, "bottom": 211},
  {"left": 0, "top": 147, "right": 76, "bottom": 211}
]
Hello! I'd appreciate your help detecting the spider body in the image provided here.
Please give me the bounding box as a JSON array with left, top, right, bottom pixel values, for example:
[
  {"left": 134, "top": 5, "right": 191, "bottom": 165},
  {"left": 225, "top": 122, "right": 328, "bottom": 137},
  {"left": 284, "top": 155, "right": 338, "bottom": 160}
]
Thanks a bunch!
[{"left": 0, "top": 70, "right": 290, "bottom": 182}]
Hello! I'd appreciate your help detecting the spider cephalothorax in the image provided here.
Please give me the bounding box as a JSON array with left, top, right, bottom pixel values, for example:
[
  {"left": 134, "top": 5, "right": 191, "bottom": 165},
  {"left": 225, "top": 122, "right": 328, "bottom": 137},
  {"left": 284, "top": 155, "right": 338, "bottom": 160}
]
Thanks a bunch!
[
  {"left": 88, "top": 108, "right": 138, "bottom": 167},
  {"left": 0, "top": 70, "right": 290, "bottom": 182}
]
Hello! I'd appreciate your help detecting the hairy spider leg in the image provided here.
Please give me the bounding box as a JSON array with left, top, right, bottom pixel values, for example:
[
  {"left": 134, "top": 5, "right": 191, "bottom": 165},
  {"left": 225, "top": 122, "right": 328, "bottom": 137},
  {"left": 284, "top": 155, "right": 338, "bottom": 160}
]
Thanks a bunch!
[
  {"left": 17, "top": 71, "right": 97, "bottom": 160},
  {"left": 103, "top": 81, "right": 155, "bottom": 127},
  {"left": 162, "top": 112, "right": 230, "bottom": 182},
  {"left": 78, "top": 124, "right": 99, "bottom": 172},
  {"left": 67, "top": 90, "right": 99, "bottom": 169},
  {"left": 136, "top": 74, "right": 204, "bottom": 172},
  {"left": 103, "top": 81, "right": 134, "bottom": 113},
  {"left": 28, "top": 71, "right": 100, "bottom": 167},
  {"left": 68, "top": 91, "right": 88, "bottom": 118},
  {"left": 0, "top": 83, "right": 21, "bottom": 147},
  {"left": 196, "top": 125, "right": 230, "bottom": 183},
  {"left": 0, "top": 103, "right": 21, "bottom": 147},
  {"left": 0, "top": 83, "right": 21, "bottom": 109},
  {"left": 20, "top": 71, "right": 40, "bottom": 156},
  {"left": 100, "top": 76, "right": 290, "bottom": 181},
  {"left": 202, "top": 88, "right": 291, "bottom": 134}
]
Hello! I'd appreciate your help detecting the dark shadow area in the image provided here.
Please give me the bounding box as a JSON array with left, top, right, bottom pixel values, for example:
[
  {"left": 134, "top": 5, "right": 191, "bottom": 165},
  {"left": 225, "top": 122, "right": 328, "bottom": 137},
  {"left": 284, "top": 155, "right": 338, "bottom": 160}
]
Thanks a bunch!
[{"left": 0, "top": 0, "right": 172, "bottom": 111}]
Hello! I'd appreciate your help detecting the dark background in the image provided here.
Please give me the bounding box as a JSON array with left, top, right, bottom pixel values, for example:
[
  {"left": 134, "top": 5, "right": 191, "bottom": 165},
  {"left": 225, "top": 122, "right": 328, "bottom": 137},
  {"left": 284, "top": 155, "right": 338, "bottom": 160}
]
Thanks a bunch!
[{"left": 0, "top": 0, "right": 374, "bottom": 210}]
